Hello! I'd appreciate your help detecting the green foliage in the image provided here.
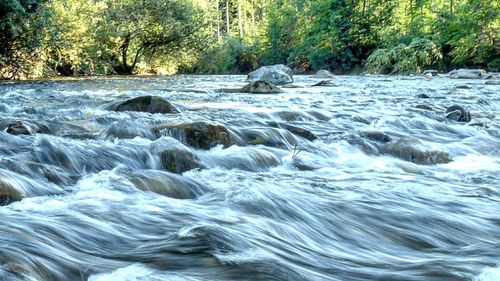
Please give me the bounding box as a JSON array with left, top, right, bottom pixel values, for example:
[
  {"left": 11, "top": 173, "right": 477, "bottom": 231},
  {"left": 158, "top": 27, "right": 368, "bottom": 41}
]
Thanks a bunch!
[
  {"left": 0, "top": 0, "right": 498, "bottom": 79},
  {"left": 366, "top": 38, "right": 442, "bottom": 74}
]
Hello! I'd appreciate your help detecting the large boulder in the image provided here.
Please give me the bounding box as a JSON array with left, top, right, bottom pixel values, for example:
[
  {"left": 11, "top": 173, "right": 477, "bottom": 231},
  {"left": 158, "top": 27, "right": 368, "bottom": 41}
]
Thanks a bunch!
[
  {"left": 154, "top": 122, "right": 234, "bottom": 149},
  {"left": 446, "top": 105, "right": 471, "bottom": 123},
  {"left": 449, "top": 69, "right": 486, "bottom": 79},
  {"left": 247, "top": 64, "right": 293, "bottom": 85},
  {"left": 383, "top": 137, "right": 452, "bottom": 165},
  {"left": 109, "top": 96, "right": 179, "bottom": 114},
  {"left": 240, "top": 80, "right": 283, "bottom": 94},
  {"left": 312, "top": 70, "right": 335, "bottom": 79}
]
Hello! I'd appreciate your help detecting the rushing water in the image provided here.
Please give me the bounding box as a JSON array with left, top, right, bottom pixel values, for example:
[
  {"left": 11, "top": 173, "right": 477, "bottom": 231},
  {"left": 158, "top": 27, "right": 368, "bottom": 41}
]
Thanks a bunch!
[{"left": 0, "top": 75, "right": 499, "bottom": 281}]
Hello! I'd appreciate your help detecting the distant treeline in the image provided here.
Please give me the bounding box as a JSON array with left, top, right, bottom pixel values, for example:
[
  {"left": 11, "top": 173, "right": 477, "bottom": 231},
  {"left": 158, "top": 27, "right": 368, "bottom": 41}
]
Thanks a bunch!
[{"left": 1, "top": 0, "right": 498, "bottom": 79}]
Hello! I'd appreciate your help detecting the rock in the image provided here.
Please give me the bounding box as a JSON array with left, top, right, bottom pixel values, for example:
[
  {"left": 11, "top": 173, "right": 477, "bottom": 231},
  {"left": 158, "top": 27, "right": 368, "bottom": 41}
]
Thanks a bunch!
[
  {"left": 247, "top": 64, "right": 293, "bottom": 85},
  {"left": 5, "top": 120, "right": 49, "bottom": 135},
  {"left": 422, "top": 70, "right": 438, "bottom": 76},
  {"left": 267, "top": 122, "right": 317, "bottom": 141},
  {"left": 100, "top": 121, "right": 159, "bottom": 140},
  {"left": 150, "top": 138, "right": 205, "bottom": 174},
  {"left": 383, "top": 137, "right": 452, "bottom": 165},
  {"left": 240, "top": 80, "right": 283, "bottom": 94},
  {"left": 415, "top": 104, "right": 434, "bottom": 111},
  {"left": 126, "top": 170, "right": 208, "bottom": 199},
  {"left": 281, "top": 84, "right": 303, "bottom": 88},
  {"left": 154, "top": 122, "right": 234, "bottom": 149},
  {"left": 312, "top": 70, "right": 335, "bottom": 79},
  {"left": 0, "top": 176, "right": 22, "bottom": 205},
  {"left": 417, "top": 94, "right": 431, "bottom": 99},
  {"left": 0, "top": 103, "right": 10, "bottom": 113},
  {"left": 446, "top": 105, "right": 471, "bottom": 123},
  {"left": 449, "top": 69, "right": 486, "bottom": 79},
  {"left": 485, "top": 80, "right": 500, "bottom": 85},
  {"left": 109, "top": 96, "right": 179, "bottom": 114},
  {"left": 311, "top": 80, "right": 335, "bottom": 87},
  {"left": 360, "top": 131, "right": 392, "bottom": 143}
]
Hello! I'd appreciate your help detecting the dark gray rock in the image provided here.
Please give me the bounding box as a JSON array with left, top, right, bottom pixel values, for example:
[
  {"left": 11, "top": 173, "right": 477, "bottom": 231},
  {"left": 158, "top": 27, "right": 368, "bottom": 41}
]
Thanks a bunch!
[
  {"left": 360, "top": 131, "right": 392, "bottom": 143},
  {"left": 4, "top": 120, "right": 50, "bottom": 135},
  {"left": 267, "top": 122, "right": 317, "bottom": 141},
  {"left": 150, "top": 138, "right": 205, "bottom": 174},
  {"left": 415, "top": 104, "right": 433, "bottom": 111},
  {"left": 241, "top": 80, "right": 283, "bottom": 94},
  {"left": 446, "top": 105, "right": 471, "bottom": 123},
  {"left": 109, "top": 96, "right": 179, "bottom": 114}
]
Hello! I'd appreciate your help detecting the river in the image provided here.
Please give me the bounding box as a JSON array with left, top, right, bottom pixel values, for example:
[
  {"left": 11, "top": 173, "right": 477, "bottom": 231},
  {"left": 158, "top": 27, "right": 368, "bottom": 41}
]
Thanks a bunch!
[{"left": 0, "top": 75, "right": 499, "bottom": 281}]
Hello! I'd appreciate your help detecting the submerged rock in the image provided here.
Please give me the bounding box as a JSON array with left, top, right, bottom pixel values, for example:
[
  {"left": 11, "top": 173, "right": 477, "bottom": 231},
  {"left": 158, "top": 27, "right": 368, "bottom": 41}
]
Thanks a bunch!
[
  {"left": 109, "top": 96, "right": 179, "bottom": 114},
  {"left": 417, "top": 93, "right": 431, "bottom": 99},
  {"left": 360, "top": 131, "right": 392, "bottom": 143},
  {"left": 155, "top": 122, "right": 234, "bottom": 149},
  {"left": 0, "top": 176, "right": 23, "bottom": 205},
  {"left": 4, "top": 120, "right": 49, "bottom": 135},
  {"left": 126, "top": 170, "right": 208, "bottom": 199},
  {"left": 311, "top": 80, "right": 335, "bottom": 87},
  {"left": 415, "top": 104, "right": 434, "bottom": 111},
  {"left": 449, "top": 69, "right": 486, "bottom": 79},
  {"left": 446, "top": 105, "right": 471, "bottom": 123},
  {"left": 312, "top": 70, "right": 335, "bottom": 79},
  {"left": 240, "top": 80, "right": 283, "bottom": 94},
  {"left": 100, "top": 121, "right": 159, "bottom": 140},
  {"left": 150, "top": 138, "right": 205, "bottom": 174},
  {"left": 267, "top": 122, "right": 317, "bottom": 141},
  {"left": 247, "top": 64, "right": 293, "bottom": 85},
  {"left": 383, "top": 137, "right": 452, "bottom": 165}
]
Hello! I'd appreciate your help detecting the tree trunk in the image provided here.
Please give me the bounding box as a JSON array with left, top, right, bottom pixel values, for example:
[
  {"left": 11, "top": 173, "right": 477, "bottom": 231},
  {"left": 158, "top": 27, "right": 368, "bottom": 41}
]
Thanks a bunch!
[
  {"left": 216, "top": 0, "right": 221, "bottom": 42},
  {"left": 226, "top": 0, "right": 230, "bottom": 35},
  {"left": 238, "top": 1, "right": 243, "bottom": 38},
  {"left": 450, "top": 0, "right": 454, "bottom": 15}
]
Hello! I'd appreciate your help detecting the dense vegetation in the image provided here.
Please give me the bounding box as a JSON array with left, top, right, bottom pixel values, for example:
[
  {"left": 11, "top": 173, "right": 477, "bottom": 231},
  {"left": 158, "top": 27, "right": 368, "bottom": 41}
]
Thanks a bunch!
[{"left": 0, "top": 0, "right": 498, "bottom": 79}]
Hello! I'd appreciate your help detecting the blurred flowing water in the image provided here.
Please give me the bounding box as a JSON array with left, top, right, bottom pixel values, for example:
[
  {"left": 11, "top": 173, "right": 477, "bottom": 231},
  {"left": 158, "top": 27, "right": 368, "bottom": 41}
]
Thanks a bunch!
[{"left": 0, "top": 75, "right": 499, "bottom": 281}]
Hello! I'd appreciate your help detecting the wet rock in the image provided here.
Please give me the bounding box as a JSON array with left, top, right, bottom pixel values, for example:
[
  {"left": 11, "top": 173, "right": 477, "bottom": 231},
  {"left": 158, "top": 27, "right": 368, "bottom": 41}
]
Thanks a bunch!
[
  {"left": 281, "top": 84, "right": 303, "bottom": 88},
  {"left": 4, "top": 120, "right": 50, "bottom": 135},
  {"left": 422, "top": 70, "right": 438, "bottom": 77},
  {"left": 312, "top": 70, "right": 335, "bottom": 79},
  {"left": 240, "top": 80, "right": 283, "bottom": 94},
  {"left": 100, "top": 121, "right": 159, "bottom": 140},
  {"left": 154, "top": 122, "right": 234, "bottom": 149},
  {"left": 360, "top": 131, "right": 392, "bottom": 143},
  {"left": 240, "top": 128, "right": 298, "bottom": 148},
  {"left": 126, "top": 170, "right": 208, "bottom": 199},
  {"left": 199, "top": 146, "right": 281, "bottom": 172},
  {"left": 383, "top": 137, "right": 452, "bottom": 165},
  {"left": 267, "top": 122, "right": 317, "bottom": 141},
  {"left": 150, "top": 138, "right": 206, "bottom": 174},
  {"left": 0, "top": 176, "right": 22, "bottom": 205},
  {"left": 449, "top": 69, "right": 486, "bottom": 79},
  {"left": 311, "top": 80, "right": 335, "bottom": 87},
  {"left": 247, "top": 64, "right": 293, "bottom": 85},
  {"left": 485, "top": 79, "right": 500, "bottom": 85},
  {"left": 417, "top": 93, "right": 431, "bottom": 99},
  {"left": 109, "top": 96, "right": 179, "bottom": 114},
  {"left": 446, "top": 105, "right": 471, "bottom": 123},
  {"left": 0, "top": 103, "right": 10, "bottom": 113},
  {"left": 415, "top": 104, "right": 433, "bottom": 111}
]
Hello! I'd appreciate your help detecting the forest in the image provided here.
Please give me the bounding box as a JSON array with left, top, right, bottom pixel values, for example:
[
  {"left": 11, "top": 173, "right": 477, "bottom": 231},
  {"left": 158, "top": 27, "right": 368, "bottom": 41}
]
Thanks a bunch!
[{"left": 0, "top": 0, "right": 498, "bottom": 79}]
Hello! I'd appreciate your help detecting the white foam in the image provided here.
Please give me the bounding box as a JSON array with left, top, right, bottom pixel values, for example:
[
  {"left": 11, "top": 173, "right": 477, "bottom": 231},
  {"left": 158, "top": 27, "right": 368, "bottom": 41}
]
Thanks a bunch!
[
  {"left": 88, "top": 264, "right": 155, "bottom": 281},
  {"left": 475, "top": 266, "right": 500, "bottom": 281}
]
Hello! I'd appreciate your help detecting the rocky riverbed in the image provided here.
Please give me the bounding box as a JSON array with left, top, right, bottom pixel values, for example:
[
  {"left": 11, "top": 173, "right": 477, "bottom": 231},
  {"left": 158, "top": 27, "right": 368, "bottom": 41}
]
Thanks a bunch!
[{"left": 0, "top": 74, "right": 499, "bottom": 281}]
